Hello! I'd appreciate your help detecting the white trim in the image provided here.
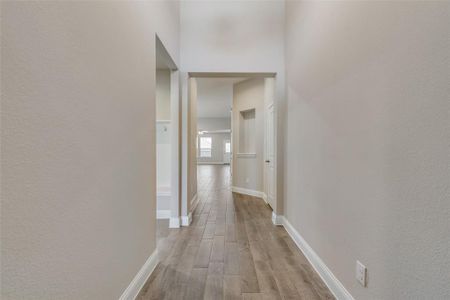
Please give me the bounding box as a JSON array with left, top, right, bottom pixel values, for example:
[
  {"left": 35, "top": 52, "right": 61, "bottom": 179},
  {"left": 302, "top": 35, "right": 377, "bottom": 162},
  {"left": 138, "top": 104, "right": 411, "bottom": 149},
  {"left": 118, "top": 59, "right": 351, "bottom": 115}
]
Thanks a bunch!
[
  {"left": 280, "top": 216, "right": 354, "bottom": 300},
  {"left": 262, "top": 192, "right": 268, "bottom": 204},
  {"left": 181, "top": 193, "right": 195, "bottom": 226},
  {"left": 169, "top": 217, "right": 180, "bottom": 228},
  {"left": 181, "top": 72, "right": 189, "bottom": 229},
  {"left": 197, "top": 162, "right": 226, "bottom": 165},
  {"left": 181, "top": 212, "right": 192, "bottom": 226},
  {"left": 169, "top": 69, "right": 180, "bottom": 237},
  {"left": 198, "top": 129, "right": 231, "bottom": 134},
  {"left": 271, "top": 211, "right": 283, "bottom": 226},
  {"left": 119, "top": 249, "right": 159, "bottom": 300},
  {"left": 190, "top": 194, "right": 199, "bottom": 213},
  {"left": 236, "top": 153, "right": 257, "bottom": 158},
  {"left": 231, "top": 186, "right": 265, "bottom": 199},
  {"left": 156, "top": 119, "right": 171, "bottom": 123},
  {"left": 156, "top": 210, "right": 171, "bottom": 219},
  {"left": 157, "top": 190, "right": 171, "bottom": 197}
]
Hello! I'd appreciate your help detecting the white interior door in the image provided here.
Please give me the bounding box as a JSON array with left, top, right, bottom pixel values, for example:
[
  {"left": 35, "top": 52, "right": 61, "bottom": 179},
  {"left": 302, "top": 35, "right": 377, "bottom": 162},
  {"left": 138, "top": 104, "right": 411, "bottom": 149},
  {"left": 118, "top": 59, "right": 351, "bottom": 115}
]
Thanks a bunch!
[{"left": 265, "top": 104, "right": 275, "bottom": 208}]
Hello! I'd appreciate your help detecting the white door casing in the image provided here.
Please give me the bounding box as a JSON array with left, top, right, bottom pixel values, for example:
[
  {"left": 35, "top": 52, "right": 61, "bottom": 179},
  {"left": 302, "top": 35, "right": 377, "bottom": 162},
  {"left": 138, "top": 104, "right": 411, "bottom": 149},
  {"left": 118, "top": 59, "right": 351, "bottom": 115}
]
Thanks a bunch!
[{"left": 265, "top": 103, "right": 275, "bottom": 208}]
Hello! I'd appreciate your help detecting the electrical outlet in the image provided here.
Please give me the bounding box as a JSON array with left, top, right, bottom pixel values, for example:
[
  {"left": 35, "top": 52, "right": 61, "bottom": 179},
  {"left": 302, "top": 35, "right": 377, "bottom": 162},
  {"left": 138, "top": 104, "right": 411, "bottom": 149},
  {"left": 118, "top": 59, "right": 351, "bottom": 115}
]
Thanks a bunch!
[
  {"left": 356, "top": 261, "right": 367, "bottom": 287},
  {"left": 245, "top": 178, "right": 250, "bottom": 183}
]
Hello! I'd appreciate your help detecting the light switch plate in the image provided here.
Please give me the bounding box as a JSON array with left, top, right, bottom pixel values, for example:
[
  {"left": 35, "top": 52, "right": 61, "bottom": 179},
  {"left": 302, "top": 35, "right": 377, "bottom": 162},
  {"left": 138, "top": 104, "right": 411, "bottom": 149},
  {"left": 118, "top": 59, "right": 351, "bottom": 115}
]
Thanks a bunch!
[{"left": 356, "top": 260, "right": 367, "bottom": 287}]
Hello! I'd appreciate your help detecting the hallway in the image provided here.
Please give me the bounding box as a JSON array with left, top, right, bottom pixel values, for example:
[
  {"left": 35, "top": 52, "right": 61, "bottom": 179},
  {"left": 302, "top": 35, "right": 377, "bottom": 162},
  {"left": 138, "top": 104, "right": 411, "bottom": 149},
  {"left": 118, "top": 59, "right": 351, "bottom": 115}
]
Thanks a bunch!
[{"left": 138, "top": 165, "right": 334, "bottom": 299}]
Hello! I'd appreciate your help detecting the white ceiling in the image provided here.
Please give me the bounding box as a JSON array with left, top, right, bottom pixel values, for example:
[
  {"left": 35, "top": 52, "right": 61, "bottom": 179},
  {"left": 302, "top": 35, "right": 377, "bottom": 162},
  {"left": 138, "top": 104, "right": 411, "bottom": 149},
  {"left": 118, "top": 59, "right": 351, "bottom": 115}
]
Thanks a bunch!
[{"left": 196, "top": 77, "right": 247, "bottom": 118}]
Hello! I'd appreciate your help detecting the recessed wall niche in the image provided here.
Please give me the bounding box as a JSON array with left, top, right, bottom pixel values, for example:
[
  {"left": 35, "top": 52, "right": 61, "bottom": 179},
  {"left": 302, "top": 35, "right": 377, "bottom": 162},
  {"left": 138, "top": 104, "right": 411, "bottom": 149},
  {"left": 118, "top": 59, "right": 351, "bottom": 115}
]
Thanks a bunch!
[{"left": 239, "top": 108, "right": 256, "bottom": 154}]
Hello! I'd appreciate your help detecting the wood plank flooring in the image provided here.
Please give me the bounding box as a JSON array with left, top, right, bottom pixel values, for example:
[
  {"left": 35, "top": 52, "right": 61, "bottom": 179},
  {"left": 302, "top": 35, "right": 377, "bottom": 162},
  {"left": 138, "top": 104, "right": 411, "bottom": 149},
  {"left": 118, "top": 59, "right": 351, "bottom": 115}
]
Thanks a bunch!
[{"left": 138, "top": 165, "right": 335, "bottom": 300}]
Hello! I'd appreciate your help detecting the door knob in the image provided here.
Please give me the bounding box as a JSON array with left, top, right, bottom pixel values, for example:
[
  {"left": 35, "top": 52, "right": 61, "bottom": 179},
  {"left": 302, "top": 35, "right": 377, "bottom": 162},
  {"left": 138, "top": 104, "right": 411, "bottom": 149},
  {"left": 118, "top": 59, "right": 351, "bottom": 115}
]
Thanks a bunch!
[{"left": 265, "top": 160, "right": 270, "bottom": 163}]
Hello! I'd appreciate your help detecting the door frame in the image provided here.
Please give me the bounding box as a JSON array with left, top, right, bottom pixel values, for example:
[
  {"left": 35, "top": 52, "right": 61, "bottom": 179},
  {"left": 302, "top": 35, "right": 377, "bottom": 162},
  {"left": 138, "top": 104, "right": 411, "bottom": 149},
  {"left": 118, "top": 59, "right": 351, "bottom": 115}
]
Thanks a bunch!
[
  {"left": 181, "top": 72, "right": 280, "bottom": 225},
  {"left": 264, "top": 101, "right": 275, "bottom": 209},
  {"left": 155, "top": 35, "right": 181, "bottom": 228}
]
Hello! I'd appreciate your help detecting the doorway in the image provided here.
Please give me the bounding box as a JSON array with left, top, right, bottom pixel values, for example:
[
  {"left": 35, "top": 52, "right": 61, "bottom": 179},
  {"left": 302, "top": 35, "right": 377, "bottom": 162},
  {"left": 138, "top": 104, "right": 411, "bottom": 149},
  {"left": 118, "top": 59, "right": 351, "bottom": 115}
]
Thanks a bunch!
[
  {"left": 155, "top": 35, "right": 180, "bottom": 229},
  {"left": 185, "top": 73, "right": 277, "bottom": 217}
]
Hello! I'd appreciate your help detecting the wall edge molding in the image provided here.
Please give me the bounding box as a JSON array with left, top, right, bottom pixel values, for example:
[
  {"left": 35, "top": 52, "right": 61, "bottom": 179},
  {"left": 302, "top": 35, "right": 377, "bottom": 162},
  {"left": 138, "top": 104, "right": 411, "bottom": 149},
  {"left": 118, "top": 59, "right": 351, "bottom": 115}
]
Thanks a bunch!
[
  {"left": 119, "top": 249, "right": 159, "bottom": 300},
  {"left": 281, "top": 216, "right": 354, "bottom": 300}
]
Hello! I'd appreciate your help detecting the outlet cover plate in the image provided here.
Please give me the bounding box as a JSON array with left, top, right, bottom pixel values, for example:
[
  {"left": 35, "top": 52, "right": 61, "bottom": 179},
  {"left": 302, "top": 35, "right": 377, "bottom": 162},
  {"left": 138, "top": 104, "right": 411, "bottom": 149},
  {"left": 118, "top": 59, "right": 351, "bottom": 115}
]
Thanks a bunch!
[{"left": 356, "top": 260, "right": 367, "bottom": 287}]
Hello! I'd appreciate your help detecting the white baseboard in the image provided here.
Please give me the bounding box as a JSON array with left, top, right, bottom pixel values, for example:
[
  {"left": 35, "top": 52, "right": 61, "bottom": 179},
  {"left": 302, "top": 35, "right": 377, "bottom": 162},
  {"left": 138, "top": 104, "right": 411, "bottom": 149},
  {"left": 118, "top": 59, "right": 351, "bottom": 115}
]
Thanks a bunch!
[
  {"left": 262, "top": 192, "right": 268, "bottom": 204},
  {"left": 181, "top": 212, "right": 192, "bottom": 226},
  {"left": 156, "top": 210, "right": 171, "bottom": 219},
  {"left": 231, "top": 186, "right": 265, "bottom": 199},
  {"left": 119, "top": 249, "right": 159, "bottom": 300},
  {"left": 169, "top": 217, "right": 180, "bottom": 228},
  {"left": 280, "top": 216, "right": 354, "bottom": 300},
  {"left": 190, "top": 194, "right": 199, "bottom": 213},
  {"left": 271, "top": 211, "right": 283, "bottom": 226}
]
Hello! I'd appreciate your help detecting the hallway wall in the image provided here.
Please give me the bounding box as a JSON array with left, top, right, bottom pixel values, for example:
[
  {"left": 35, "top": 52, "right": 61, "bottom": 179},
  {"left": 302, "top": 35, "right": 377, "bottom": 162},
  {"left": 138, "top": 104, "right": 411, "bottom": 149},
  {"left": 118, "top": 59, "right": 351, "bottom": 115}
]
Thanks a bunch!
[
  {"left": 1, "top": 1, "right": 180, "bottom": 299},
  {"left": 196, "top": 79, "right": 233, "bottom": 119},
  {"left": 180, "top": 1, "right": 284, "bottom": 73},
  {"left": 198, "top": 117, "right": 231, "bottom": 132},
  {"left": 156, "top": 69, "right": 171, "bottom": 208},
  {"left": 156, "top": 69, "right": 171, "bottom": 121},
  {"left": 232, "top": 78, "right": 265, "bottom": 193},
  {"left": 284, "top": 1, "right": 450, "bottom": 299}
]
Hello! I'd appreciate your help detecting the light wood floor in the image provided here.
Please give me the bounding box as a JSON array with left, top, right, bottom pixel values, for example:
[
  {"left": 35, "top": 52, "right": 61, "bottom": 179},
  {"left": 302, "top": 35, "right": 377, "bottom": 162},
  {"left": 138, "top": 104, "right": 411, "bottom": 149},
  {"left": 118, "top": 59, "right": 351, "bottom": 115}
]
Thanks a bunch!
[{"left": 138, "top": 165, "right": 334, "bottom": 300}]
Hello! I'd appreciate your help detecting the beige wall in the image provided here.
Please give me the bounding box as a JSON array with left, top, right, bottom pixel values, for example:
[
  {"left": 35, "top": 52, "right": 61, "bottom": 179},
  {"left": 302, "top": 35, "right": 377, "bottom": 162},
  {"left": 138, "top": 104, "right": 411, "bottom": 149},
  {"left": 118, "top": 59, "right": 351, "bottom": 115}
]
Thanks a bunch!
[
  {"left": 156, "top": 70, "right": 171, "bottom": 194},
  {"left": 156, "top": 69, "right": 171, "bottom": 121},
  {"left": 232, "top": 78, "right": 265, "bottom": 192},
  {"left": 1, "top": 1, "right": 179, "bottom": 299},
  {"left": 285, "top": 1, "right": 450, "bottom": 299},
  {"left": 198, "top": 117, "right": 231, "bottom": 132}
]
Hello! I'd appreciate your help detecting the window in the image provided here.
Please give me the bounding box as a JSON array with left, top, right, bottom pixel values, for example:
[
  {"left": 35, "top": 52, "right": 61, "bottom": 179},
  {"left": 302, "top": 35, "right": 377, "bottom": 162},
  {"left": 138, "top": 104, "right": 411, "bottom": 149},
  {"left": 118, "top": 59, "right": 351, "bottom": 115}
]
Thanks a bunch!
[
  {"left": 225, "top": 141, "right": 231, "bottom": 153},
  {"left": 199, "top": 136, "right": 212, "bottom": 157}
]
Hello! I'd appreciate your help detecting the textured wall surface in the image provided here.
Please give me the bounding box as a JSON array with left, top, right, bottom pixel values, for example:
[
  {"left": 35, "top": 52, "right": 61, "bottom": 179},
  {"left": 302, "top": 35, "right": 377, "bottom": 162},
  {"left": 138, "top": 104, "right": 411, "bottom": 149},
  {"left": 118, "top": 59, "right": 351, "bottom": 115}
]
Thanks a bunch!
[
  {"left": 284, "top": 1, "right": 450, "bottom": 299},
  {"left": 156, "top": 70, "right": 171, "bottom": 121},
  {"left": 198, "top": 118, "right": 231, "bottom": 132},
  {"left": 196, "top": 79, "right": 233, "bottom": 119},
  {"left": 1, "top": 1, "right": 179, "bottom": 298}
]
